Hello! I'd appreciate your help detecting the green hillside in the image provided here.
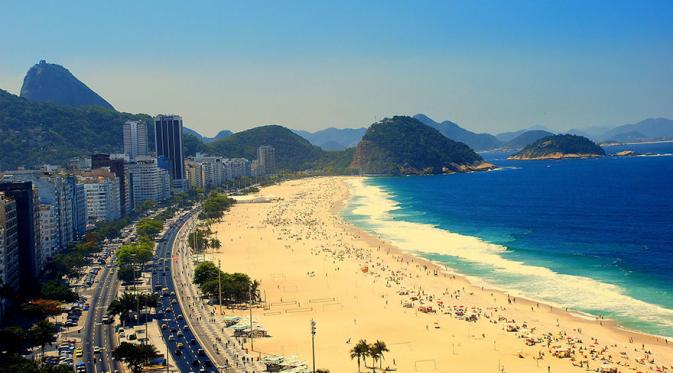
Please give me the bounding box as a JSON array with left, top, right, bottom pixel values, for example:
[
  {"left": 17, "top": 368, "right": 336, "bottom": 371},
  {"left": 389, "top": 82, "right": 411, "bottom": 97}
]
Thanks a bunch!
[
  {"left": 352, "top": 116, "right": 489, "bottom": 175},
  {"left": 0, "top": 89, "right": 151, "bottom": 169}
]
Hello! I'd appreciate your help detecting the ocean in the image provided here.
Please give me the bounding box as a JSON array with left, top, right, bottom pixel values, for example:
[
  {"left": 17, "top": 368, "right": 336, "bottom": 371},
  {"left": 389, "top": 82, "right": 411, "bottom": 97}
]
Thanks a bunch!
[{"left": 341, "top": 142, "right": 673, "bottom": 337}]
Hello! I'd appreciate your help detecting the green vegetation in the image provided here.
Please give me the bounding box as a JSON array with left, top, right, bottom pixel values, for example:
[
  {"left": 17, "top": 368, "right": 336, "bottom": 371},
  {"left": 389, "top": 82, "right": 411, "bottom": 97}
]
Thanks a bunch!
[
  {"left": 117, "top": 237, "right": 154, "bottom": 282},
  {"left": 207, "top": 125, "right": 324, "bottom": 171},
  {"left": 29, "top": 320, "right": 58, "bottom": 362},
  {"left": 0, "top": 89, "right": 152, "bottom": 169},
  {"left": 199, "top": 192, "right": 234, "bottom": 220},
  {"left": 192, "top": 261, "right": 259, "bottom": 304},
  {"left": 112, "top": 342, "right": 160, "bottom": 373},
  {"left": 349, "top": 339, "right": 390, "bottom": 372},
  {"left": 136, "top": 217, "right": 163, "bottom": 239},
  {"left": 352, "top": 116, "right": 485, "bottom": 175},
  {"left": 107, "top": 292, "right": 159, "bottom": 324},
  {"left": 509, "top": 134, "right": 606, "bottom": 160}
]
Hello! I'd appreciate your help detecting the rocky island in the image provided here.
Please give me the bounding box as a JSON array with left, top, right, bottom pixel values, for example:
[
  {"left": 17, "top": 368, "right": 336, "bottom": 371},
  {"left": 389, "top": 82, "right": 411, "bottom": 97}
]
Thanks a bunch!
[
  {"left": 352, "top": 116, "right": 494, "bottom": 175},
  {"left": 508, "top": 134, "right": 605, "bottom": 160}
]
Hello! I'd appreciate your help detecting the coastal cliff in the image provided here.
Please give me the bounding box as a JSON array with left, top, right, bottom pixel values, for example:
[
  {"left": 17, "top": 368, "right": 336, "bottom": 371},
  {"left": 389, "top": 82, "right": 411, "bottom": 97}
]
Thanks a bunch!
[
  {"left": 352, "top": 116, "right": 494, "bottom": 175},
  {"left": 508, "top": 134, "right": 605, "bottom": 160}
]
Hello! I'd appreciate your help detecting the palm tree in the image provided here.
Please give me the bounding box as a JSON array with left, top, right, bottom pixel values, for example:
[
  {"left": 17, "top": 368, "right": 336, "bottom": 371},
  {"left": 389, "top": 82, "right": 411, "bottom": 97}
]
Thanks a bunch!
[
  {"left": 350, "top": 339, "right": 369, "bottom": 372},
  {"left": 370, "top": 340, "right": 389, "bottom": 369},
  {"left": 30, "top": 320, "right": 57, "bottom": 362}
]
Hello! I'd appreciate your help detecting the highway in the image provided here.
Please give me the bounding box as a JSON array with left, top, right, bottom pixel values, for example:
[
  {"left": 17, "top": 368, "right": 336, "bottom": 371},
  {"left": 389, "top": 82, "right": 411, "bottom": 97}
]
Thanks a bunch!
[
  {"left": 82, "top": 254, "right": 121, "bottom": 373},
  {"left": 171, "top": 214, "right": 265, "bottom": 372},
  {"left": 153, "top": 212, "right": 219, "bottom": 372}
]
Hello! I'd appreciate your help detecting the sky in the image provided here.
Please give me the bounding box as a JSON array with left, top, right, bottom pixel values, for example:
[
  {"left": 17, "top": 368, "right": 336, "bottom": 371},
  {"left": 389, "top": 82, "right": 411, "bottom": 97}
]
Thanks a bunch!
[{"left": 1, "top": 0, "right": 673, "bottom": 136}]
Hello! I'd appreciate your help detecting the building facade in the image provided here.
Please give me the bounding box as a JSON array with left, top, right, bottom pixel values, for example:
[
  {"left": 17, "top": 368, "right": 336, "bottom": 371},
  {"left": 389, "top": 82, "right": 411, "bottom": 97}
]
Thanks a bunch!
[
  {"left": 123, "top": 120, "right": 149, "bottom": 160},
  {"left": 0, "top": 182, "right": 40, "bottom": 291},
  {"left": 81, "top": 172, "right": 121, "bottom": 227},
  {"left": 154, "top": 115, "right": 186, "bottom": 190},
  {"left": 0, "top": 193, "right": 19, "bottom": 293},
  {"left": 38, "top": 204, "right": 59, "bottom": 269},
  {"left": 257, "top": 145, "right": 276, "bottom": 176},
  {"left": 126, "top": 157, "right": 171, "bottom": 208}
]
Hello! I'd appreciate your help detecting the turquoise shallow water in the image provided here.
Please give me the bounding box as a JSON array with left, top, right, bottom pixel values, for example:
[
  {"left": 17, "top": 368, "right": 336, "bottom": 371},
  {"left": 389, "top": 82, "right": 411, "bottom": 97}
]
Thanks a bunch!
[{"left": 341, "top": 142, "right": 673, "bottom": 337}]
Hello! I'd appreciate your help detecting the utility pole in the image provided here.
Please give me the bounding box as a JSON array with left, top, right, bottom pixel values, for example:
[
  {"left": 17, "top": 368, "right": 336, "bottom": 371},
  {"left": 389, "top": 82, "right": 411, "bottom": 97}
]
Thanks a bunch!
[
  {"left": 311, "top": 319, "right": 316, "bottom": 373},
  {"left": 249, "top": 283, "right": 254, "bottom": 352},
  {"left": 217, "top": 259, "right": 223, "bottom": 315}
]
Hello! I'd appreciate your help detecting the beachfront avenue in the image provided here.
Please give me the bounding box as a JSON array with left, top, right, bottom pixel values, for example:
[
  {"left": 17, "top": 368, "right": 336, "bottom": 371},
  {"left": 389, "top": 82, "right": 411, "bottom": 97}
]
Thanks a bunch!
[{"left": 159, "top": 207, "right": 264, "bottom": 372}]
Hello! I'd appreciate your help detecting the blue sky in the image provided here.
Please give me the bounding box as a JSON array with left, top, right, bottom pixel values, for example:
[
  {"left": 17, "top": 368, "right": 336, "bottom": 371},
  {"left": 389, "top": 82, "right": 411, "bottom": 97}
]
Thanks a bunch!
[{"left": 1, "top": 0, "right": 672, "bottom": 135}]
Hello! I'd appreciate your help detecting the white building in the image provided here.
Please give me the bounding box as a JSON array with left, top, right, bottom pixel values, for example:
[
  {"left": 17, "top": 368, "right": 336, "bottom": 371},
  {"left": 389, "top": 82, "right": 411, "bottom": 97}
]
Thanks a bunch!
[
  {"left": 123, "top": 120, "right": 149, "bottom": 160},
  {"left": 82, "top": 174, "right": 121, "bottom": 228},
  {"left": 126, "top": 157, "right": 171, "bottom": 208},
  {"left": 38, "top": 204, "right": 59, "bottom": 269},
  {"left": 257, "top": 145, "right": 276, "bottom": 176}
]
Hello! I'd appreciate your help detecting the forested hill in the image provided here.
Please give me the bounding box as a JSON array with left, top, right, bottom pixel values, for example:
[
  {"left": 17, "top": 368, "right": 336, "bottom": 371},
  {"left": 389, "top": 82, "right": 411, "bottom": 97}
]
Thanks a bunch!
[
  {"left": 509, "top": 134, "right": 606, "bottom": 160},
  {"left": 352, "top": 116, "right": 492, "bottom": 175},
  {"left": 0, "top": 89, "right": 150, "bottom": 169}
]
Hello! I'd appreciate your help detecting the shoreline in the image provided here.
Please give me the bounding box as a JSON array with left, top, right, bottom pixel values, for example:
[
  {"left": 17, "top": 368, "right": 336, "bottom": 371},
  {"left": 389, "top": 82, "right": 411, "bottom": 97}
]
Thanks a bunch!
[
  {"left": 340, "top": 177, "right": 673, "bottom": 343},
  {"left": 208, "top": 176, "right": 673, "bottom": 372},
  {"left": 336, "top": 177, "right": 672, "bottom": 344}
]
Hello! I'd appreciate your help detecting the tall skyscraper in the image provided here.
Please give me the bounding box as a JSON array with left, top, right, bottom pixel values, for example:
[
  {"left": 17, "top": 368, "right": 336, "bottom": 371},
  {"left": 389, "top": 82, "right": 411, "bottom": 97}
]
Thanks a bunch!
[
  {"left": 0, "top": 192, "right": 19, "bottom": 293},
  {"left": 0, "top": 182, "right": 40, "bottom": 291},
  {"left": 154, "top": 115, "right": 186, "bottom": 190},
  {"left": 257, "top": 145, "right": 276, "bottom": 176},
  {"left": 123, "top": 120, "right": 148, "bottom": 160}
]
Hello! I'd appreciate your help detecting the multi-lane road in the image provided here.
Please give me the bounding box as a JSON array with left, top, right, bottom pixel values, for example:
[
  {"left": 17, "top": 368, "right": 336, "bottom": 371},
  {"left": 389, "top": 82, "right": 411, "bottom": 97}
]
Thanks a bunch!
[
  {"left": 153, "top": 212, "right": 219, "bottom": 372},
  {"left": 82, "top": 253, "right": 121, "bottom": 373}
]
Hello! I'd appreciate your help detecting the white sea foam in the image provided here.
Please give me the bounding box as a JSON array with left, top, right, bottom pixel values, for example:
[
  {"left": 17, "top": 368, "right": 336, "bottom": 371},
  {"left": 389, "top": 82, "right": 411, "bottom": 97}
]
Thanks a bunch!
[{"left": 344, "top": 177, "right": 673, "bottom": 335}]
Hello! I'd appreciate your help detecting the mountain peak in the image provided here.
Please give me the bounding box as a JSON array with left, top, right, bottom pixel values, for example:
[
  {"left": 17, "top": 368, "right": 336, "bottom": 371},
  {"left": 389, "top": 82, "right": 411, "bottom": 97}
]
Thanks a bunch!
[{"left": 20, "top": 60, "right": 115, "bottom": 110}]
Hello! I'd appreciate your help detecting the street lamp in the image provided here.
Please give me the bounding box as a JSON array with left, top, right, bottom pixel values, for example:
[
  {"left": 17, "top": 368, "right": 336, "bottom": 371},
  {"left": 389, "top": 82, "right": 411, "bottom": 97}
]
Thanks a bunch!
[{"left": 311, "top": 319, "right": 316, "bottom": 373}]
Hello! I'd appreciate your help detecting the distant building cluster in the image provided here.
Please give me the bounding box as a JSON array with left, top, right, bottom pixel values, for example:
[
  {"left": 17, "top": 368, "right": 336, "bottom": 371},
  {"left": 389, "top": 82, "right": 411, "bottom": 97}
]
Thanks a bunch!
[{"left": 0, "top": 114, "right": 277, "bottom": 320}]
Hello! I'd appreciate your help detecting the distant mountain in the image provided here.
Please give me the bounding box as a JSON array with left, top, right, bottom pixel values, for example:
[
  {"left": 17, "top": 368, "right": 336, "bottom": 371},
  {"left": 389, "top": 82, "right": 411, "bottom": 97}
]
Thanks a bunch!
[
  {"left": 293, "top": 127, "right": 366, "bottom": 151},
  {"left": 509, "top": 134, "right": 605, "bottom": 160},
  {"left": 20, "top": 60, "right": 114, "bottom": 110},
  {"left": 352, "top": 116, "right": 492, "bottom": 175},
  {"left": 0, "top": 89, "right": 149, "bottom": 169},
  {"left": 600, "top": 118, "right": 673, "bottom": 142},
  {"left": 183, "top": 127, "right": 232, "bottom": 143},
  {"left": 501, "top": 130, "right": 555, "bottom": 150},
  {"left": 496, "top": 125, "right": 554, "bottom": 142},
  {"left": 413, "top": 114, "right": 501, "bottom": 151},
  {"left": 566, "top": 126, "right": 612, "bottom": 141},
  {"left": 207, "top": 125, "right": 324, "bottom": 171}
]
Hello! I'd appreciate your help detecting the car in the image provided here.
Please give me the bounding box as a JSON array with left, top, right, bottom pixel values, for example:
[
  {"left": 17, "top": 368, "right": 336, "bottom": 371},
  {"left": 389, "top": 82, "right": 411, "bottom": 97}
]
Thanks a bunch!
[
  {"left": 165, "top": 307, "right": 172, "bottom": 313},
  {"left": 161, "top": 323, "right": 168, "bottom": 329},
  {"left": 176, "top": 342, "right": 184, "bottom": 349},
  {"left": 183, "top": 325, "right": 189, "bottom": 331},
  {"left": 177, "top": 314, "right": 183, "bottom": 320},
  {"left": 174, "top": 348, "right": 182, "bottom": 356},
  {"left": 168, "top": 335, "right": 175, "bottom": 341},
  {"left": 197, "top": 348, "right": 205, "bottom": 356},
  {"left": 176, "top": 331, "right": 183, "bottom": 337},
  {"left": 93, "top": 346, "right": 102, "bottom": 353},
  {"left": 171, "top": 299, "right": 177, "bottom": 304},
  {"left": 189, "top": 338, "right": 196, "bottom": 345}
]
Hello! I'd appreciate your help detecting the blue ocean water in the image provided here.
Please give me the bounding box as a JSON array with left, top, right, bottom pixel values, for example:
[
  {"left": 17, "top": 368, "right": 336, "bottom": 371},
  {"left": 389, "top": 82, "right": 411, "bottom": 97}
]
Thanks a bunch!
[{"left": 342, "top": 142, "right": 673, "bottom": 337}]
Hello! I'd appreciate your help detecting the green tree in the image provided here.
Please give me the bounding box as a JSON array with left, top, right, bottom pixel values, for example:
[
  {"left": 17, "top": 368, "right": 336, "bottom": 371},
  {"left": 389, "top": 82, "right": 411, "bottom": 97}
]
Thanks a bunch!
[
  {"left": 112, "top": 342, "right": 159, "bottom": 373},
  {"left": 136, "top": 218, "right": 163, "bottom": 238},
  {"left": 350, "top": 339, "right": 369, "bottom": 372},
  {"left": 29, "top": 320, "right": 57, "bottom": 362}
]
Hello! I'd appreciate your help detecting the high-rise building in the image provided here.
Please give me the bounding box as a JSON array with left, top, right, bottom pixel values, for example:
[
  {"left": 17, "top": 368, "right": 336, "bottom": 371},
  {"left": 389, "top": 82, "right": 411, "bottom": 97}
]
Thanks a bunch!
[
  {"left": 0, "top": 192, "right": 19, "bottom": 293},
  {"left": 0, "top": 182, "right": 40, "bottom": 291},
  {"left": 38, "top": 204, "right": 59, "bottom": 269},
  {"left": 80, "top": 170, "right": 121, "bottom": 227},
  {"left": 126, "top": 157, "right": 171, "bottom": 208},
  {"left": 257, "top": 145, "right": 276, "bottom": 176},
  {"left": 0, "top": 192, "right": 19, "bottom": 322},
  {"left": 154, "top": 115, "right": 186, "bottom": 190},
  {"left": 185, "top": 160, "right": 206, "bottom": 190},
  {"left": 123, "top": 120, "right": 148, "bottom": 160},
  {"left": 91, "top": 154, "right": 129, "bottom": 215}
]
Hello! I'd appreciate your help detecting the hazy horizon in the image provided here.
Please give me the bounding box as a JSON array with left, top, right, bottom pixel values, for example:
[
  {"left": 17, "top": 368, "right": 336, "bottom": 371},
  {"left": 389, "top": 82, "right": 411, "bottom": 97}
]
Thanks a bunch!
[{"left": 2, "top": 1, "right": 672, "bottom": 137}]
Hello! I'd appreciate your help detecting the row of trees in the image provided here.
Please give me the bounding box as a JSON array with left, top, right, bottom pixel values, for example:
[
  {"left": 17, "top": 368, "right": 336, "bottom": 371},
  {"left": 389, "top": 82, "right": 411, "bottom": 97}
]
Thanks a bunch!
[
  {"left": 350, "top": 339, "right": 390, "bottom": 372},
  {"left": 107, "top": 292, "right": 159, "bottom": 325},
  {"left": 198, "top": 192, "right": 234, "bottom": 220},
  {"left": 193, "top": 262, "right": 259, "bottom": 304}
]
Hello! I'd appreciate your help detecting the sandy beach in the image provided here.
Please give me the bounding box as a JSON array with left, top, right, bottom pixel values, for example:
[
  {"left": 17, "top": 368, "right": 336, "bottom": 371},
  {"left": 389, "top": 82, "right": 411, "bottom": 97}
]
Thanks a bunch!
[{"left": 205, "top": 176, "right": 673, "bottom": 373}]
